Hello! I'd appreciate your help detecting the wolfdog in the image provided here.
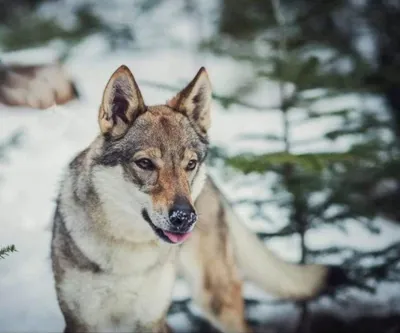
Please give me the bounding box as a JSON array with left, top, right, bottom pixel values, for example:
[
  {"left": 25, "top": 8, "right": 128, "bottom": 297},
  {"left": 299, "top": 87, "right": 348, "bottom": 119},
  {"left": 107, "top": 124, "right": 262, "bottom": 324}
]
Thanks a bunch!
[{"left": 51, "top": 65, "right": 341, "bottom": 333}]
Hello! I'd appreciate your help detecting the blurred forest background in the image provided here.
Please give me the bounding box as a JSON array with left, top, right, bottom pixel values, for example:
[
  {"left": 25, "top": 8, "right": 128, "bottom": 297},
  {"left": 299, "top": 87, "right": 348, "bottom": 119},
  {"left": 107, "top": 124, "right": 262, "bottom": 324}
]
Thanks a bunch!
[{"left": 1, "top": 0, "right": 400, "bottom": 332}]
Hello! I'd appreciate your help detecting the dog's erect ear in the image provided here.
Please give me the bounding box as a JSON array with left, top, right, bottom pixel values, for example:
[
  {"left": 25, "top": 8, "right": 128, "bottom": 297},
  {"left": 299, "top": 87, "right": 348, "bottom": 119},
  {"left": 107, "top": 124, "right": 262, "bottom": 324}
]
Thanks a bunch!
[
  {"left": 167, "top": 67, "right": 212, "bottom": 135},
  {"left": 98, "top": 65, "right": 146, "bottom": 139}
]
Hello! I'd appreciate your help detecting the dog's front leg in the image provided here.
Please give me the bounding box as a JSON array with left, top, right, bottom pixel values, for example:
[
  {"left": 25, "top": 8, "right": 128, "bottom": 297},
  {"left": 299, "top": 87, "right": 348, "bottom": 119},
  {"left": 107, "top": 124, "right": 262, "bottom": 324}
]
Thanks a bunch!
[{"left": 179, "top": 233, "right": 251, "bottom": 333}]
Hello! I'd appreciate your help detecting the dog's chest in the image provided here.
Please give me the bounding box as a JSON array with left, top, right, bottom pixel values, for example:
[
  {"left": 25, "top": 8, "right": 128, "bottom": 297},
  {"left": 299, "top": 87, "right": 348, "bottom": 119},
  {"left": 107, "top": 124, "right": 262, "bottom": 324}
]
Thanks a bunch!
[
  {"left": 61, "top": 261, "right": 176, "bottom": 332},
  {"left": 60, "top": 241, "right": 178, "bottom": 332}
]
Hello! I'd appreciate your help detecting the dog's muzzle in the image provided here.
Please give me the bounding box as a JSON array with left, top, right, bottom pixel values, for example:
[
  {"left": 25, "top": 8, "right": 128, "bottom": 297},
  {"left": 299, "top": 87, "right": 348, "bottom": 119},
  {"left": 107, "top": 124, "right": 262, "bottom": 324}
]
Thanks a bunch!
[
  {"left": 142, "top": 204, "right": 197, "bottom": 244},
  {"left": 168, "top": 203, "right": 197, "bottom": 230}
]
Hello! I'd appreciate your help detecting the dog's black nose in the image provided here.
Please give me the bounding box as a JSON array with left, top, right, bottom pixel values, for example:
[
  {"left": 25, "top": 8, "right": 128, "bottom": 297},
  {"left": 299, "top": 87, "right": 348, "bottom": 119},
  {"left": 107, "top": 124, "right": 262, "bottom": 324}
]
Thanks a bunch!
[{"left": 169, "top": 198, "right": 197, "bottom": 227}]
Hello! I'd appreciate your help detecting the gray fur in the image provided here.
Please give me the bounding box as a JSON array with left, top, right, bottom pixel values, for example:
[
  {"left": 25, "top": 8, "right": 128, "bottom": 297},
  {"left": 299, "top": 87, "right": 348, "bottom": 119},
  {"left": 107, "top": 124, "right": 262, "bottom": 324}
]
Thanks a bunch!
[
  {"left": 50, "top": 65, "right": 215, "bottom": 333},
  {"left": 51, "top": 66, "right": 332, "bottom": 333}
]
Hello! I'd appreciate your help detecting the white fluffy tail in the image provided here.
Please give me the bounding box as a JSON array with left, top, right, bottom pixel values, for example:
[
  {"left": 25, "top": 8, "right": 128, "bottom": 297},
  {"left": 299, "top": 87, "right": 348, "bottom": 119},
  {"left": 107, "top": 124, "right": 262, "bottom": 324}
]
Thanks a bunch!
[{"left": 225, "top": 202, "right": 329, "bottom": 300}]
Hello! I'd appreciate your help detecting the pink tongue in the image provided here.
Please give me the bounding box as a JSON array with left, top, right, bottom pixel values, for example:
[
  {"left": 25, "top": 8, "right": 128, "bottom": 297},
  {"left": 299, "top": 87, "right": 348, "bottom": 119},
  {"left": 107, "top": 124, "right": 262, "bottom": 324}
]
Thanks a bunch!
[{"left": 163, "top": 231, "right": 192, "bottom": 243}]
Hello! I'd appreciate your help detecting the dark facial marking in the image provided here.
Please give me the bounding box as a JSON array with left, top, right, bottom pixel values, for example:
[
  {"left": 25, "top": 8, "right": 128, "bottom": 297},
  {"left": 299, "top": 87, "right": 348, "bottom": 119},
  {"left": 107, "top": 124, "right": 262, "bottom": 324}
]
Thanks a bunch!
[
  {"left": 141, "top": 208, "right": 152, "bottom": 224},
  {"left": 95, "top": 146, "right": 127, "bottom": 165},
  {"left": 95, "top": 138, "right": 139, "bottom": 166},
  {"left": 160, "top": 116, "right": 173, "bottom": 134},
  {"left": 190, "top": 164, "right": 200, "bottom": 187},
  {"left": 122, "top": 163, "right": 145, "bottom": 188}
]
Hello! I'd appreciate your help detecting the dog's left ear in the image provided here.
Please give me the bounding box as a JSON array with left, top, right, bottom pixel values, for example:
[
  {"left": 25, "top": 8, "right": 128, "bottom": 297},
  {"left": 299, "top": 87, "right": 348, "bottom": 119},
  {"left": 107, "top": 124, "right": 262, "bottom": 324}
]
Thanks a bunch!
[
  {"left": 167, "top": 67, "right": 212, "bottom": 135},
  {"left": 99, "top": 65, "right": 146, "bottom": 139}
]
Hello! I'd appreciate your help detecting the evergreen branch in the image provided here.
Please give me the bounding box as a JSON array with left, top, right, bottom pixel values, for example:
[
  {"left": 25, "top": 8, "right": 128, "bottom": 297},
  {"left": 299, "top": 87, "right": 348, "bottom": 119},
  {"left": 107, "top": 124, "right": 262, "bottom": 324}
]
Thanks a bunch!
[
  {"left": 0, "top": 245, "right": 17, "bottom": 259},
  {"left": 293, "top": 108, "right": 353, "bottom": 126},
  {"left": 287, "top": 0, "right": 343, "bottom": 28},
  {"left": 251, "top": 211, "right": 278, "bottom": 225},
  {"left": 291, "top": 136, "right": 334, "bottom": 148},
  {"left": 306, "top": 243, "right": 399, "bottom": 260},
  {"left": 271, "top": 0, "right": 291, "bottom": 151},
  {"left": 307, "top": 246, "right": 354, "bottom": 258},
  {"left": 232, "top": 197, "right": 282, "bottom": 206},
  {"left": 236, "top": 133, "right": 284, "bottom": 143},
  {"left": 310, "top": 242, "right": 400, "bottom": 297},
  {"left": 226, "top": 151, "right": 355, "bottom": 174},
  {"left": 309, "top": 193, "right": 338, "bottom": 221},
  {"left": 257, "top": 225, "right": 298, "bottom": 239},
  {"left": 344, "top": 241, "right": 400, "bottom": 265},
  {"left": 321, "top": 208, "right": 355, "bottom": 224},
  {"left": 325, "top": 124, "right": 392, "bottom": 141}
]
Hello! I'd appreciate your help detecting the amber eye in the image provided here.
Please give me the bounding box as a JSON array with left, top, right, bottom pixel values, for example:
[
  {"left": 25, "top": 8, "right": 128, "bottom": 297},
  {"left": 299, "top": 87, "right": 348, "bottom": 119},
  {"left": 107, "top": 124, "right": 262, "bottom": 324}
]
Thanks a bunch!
[
  {"left": 135, "top": 158, "right": 155, "bottom": 171},
  {"left": 186, "top": 159, "right": 197, "bottom": 171}
]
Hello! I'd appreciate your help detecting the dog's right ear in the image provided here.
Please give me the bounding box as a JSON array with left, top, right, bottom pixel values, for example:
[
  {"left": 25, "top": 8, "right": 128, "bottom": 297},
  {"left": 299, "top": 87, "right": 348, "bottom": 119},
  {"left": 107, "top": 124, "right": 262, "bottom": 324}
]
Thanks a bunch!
[
  {"left": 166, "top": 67, "right": 212, "bottom": 136},
  {"left": 98, "top": 65, "right": 146, "bottom": 139}
]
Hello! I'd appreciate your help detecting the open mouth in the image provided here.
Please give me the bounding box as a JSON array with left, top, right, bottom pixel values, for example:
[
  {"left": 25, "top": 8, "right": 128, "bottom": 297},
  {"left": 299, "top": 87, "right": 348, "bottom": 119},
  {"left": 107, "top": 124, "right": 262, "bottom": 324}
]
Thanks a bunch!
[{"left": 141, "top": 209, "right": 193, "bottom": 244}]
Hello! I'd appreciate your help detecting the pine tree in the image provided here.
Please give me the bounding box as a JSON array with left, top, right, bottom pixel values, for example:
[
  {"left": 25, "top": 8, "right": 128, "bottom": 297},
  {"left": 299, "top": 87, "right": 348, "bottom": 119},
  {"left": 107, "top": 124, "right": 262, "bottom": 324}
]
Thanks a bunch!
[{"left": 202, "top": 0, "right": 400, "bottom": 331}]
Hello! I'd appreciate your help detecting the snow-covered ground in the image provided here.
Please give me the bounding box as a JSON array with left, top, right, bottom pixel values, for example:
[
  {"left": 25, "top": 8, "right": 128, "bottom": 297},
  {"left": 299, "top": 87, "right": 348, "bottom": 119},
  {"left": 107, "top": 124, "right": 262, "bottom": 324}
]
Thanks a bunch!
[{"left": 1, "top": 34, "right": 400, "bottom": 332}]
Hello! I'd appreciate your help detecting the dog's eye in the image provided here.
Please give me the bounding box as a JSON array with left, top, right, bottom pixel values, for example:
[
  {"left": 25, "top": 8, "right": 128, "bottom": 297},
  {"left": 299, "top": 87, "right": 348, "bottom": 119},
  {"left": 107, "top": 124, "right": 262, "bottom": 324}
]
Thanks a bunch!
[
  {"left": 186, "top": 160, "right": 197, "bottom": 171},
  {"left": 135, "top": 158, "right": 155, "bottom": 171}
]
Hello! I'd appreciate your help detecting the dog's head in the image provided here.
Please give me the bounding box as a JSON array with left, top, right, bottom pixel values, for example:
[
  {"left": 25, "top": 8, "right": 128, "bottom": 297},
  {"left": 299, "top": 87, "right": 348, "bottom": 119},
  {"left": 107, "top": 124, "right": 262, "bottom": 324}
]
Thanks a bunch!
[{"left": 92, "top": 65, "right": 212, "bottom": 244}]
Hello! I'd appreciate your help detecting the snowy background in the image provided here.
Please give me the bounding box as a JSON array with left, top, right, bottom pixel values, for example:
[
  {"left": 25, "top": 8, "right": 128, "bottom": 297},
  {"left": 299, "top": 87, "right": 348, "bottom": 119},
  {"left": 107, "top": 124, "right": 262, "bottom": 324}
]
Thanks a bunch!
[{"left": 1, "top": 1, "right": 400, "bottom": 332}]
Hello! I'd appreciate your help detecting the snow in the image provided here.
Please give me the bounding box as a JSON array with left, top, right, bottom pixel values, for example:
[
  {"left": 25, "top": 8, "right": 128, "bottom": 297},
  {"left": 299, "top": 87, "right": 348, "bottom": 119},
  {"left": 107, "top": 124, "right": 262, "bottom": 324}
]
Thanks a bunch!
[
  {"left": 1, "top": 34, "right": 400, "bottom": 333},
  {"left": 0, "top": 46, "right": 62, "bottom": 66}
]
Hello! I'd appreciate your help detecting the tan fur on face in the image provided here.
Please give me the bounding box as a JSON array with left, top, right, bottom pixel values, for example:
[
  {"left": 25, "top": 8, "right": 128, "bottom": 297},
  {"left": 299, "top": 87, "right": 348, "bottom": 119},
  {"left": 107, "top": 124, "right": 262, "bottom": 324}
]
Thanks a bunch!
[
  {"left": 132, "top": 106, "right": 199, "bottom": 212},
  {"left": 151, "top": 164, "right": 192, "bottom": 210},
  {"left": 97, "top": 65, "right": 211, "bottom": 218}
]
